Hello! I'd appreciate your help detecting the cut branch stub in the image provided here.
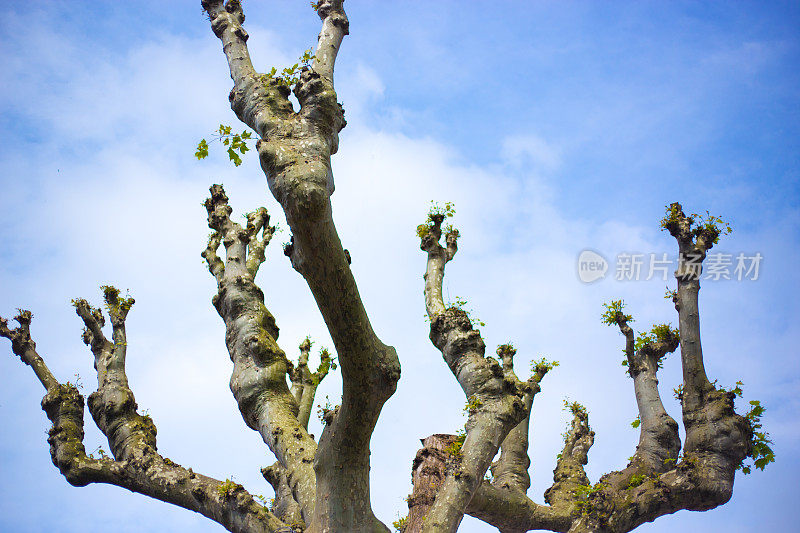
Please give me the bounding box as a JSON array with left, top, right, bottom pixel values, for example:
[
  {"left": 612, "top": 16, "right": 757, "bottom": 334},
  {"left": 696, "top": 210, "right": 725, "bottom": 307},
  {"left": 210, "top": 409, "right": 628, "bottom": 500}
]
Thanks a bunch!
[
  {"left": 405, "top": 434, "right": 460, "bottom": 533},
  {"left": 1, "top": 310, "right": 59, "bottom": 390}
]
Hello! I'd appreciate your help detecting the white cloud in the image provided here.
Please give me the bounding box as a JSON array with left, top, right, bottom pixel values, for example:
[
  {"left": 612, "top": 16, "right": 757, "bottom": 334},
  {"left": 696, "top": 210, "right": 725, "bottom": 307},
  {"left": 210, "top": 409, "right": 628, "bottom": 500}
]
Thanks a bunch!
[
  {"left": 0, "top": 5, "right": 796, "bottom": 533},
  {"left": 501, "top": 134, "right": 562, "bottom": 173}
]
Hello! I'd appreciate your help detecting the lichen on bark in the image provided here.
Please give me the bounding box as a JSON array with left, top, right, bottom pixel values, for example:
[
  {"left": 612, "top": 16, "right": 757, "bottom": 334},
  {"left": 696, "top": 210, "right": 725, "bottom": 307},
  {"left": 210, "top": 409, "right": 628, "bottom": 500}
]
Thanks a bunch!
[{"left": 0, "top": 1, "right": 771, "bottom": 531}]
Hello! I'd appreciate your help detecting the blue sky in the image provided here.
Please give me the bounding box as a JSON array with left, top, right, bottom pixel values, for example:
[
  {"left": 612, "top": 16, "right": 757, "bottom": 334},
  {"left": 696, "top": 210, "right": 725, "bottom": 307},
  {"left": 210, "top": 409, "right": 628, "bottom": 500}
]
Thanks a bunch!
[{"left": 1, "top": 1, "right": 798, "bottom": 531}]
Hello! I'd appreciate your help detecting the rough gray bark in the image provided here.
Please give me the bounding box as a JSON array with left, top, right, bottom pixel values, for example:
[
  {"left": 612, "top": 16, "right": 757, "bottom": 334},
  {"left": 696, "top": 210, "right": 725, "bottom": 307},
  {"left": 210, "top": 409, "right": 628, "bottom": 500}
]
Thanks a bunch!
[
  {"left": 416, "top": 213, "right": 529, "bottom": 533},
  {"left": 203, "top": 184, "right": 318, "bottom": 523},
  {"left": 404, "top": 204, "right": 757, "bottom": 533},
  {"left": 1, "top": 303, "right": 285, "bottom": 533},
  {"left": 202, "top": 1, "right": 399, "bottom": 530},
  {"left": 1, "top": 1, "right": 765, "bottom": 531},
  {"left": 606, "top": 315, "right": 680, "bottom": 473}
]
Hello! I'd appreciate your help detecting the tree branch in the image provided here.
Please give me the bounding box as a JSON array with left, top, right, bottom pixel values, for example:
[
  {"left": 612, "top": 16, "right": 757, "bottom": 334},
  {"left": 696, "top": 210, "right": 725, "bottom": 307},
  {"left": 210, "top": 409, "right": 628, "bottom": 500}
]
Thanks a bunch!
[
  {"left": 543, "top": 402, "right": 594, "bottom": 512},
  {"left": 262, "top": 462, "right": 304, "bottom": 527},
  {"left": 289, "top": 338, "right": 312, "bottom": 407},
  {"left": 311, "top": 0, "right": 349, "bottom": 82},
  {"left": 201, "top": 0, "right": 293, "bottom": 137},
  {"left": 490, "top": 348, "right": 554, "bottom": 494},
  {"left": 662, "top": 203, "right": 751, "bottom": 493},
  {"left": 203, "top": 184, "right": 317, "bottom": 522},
  {"left": 0, "top": 310, "right": 58, "bottom": 390},
  {"left": 406, "top": 432, "right": 571, "bottom": 533},
  {"left": 245, "top": 207, "right": 276, "bottom": 277},
  {"left": 205, "top": 2, "right": 398, "bottom": 528},
  {"left": 417, "top": 213, "right": 527, "bottom": 532},
  {"left": 661, "top": 203, "right": 717, "bottom": 409},
  {"left": 289, "top": 337, "right": 333, "bottom": 430},
  {"left": 603, "top": 304, "right": 681, "bottom": 473},
  {"left": 467, "top": 481, "right": 571, "bottom": 533},
  {"left": 550, "top": 205, "right": 753, "bottom": 532},
  {"left": 2, "top": 306, "right": 289, "bottom": 533}
]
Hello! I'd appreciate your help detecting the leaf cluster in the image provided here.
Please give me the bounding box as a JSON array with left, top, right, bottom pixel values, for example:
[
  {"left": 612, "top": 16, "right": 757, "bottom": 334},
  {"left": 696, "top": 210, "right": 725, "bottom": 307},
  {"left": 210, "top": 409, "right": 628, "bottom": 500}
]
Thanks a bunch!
[
  {"left": 564, "top": 399, "right": 588, "bottom": 419},
  {"left": 463, "top": 394, "right": 483, "bottom": 414},
  {"left": 252, "top": 493, "right": 271, "bottom": 507},
  {"left": 316, "top": 395, "right": 334, "bottom": 423},
  {"left": 65, "top": 373, "right": 83, "bottom": 391},
  {"left": 627, "top": 473, "right": 646, "bottom": 488},
  {"left": 447, "top": 296, "right": 486, "bottom": 328},
  {"left": 633, "top": 323, "right": 679, "bottom": 361},
  {"left": 444, "top": 429, "right": 467, "bottom": 459},
  {"left": 659, "top": 203, "right": 684, "bottom": 231},
  {"left": 572, "top": 482, "right": 607, "bottom": 516},
  {"left": 217, "top": 478, "right": 240, "bottom": 498},
  {"left": 391, "top": 515, "right": 408, "bottom": 532},
  {"left": 195, "top": 124, "right": 253, "bottom": 166},
  {"left": 660, "top": 205, "right": 732, "bottom": 245},
  {"left": 690, "top": 210, "right": 732, "bottom": 245},
  {"left": 673, "top": 384, "right": 684, "bottom": 402},
  {"left": 428, "top": 200, "right": 456, "bottom": 220},
  {"left": 718, "top": 380, "right": 775, "bottom": 475},
  {"left": 262, "top": 48, "right": 316, "bottom": 87},
  {"left": 416, "top": 200, "right": 457, "bottom": 238},
  {"left": 88, "top": 446, "right": 109, "bottom": 461},
  {"left": 100, "top": 284, "right": 134, "bottom": 315},
  {"left": 601, "top": 299, "right": 633, "bottom": 326},
  {"left": 741, "top": 399, "right": 775, "bottom": 474},
  {"left": 573, "top": 482, "right": 604, "bottom": 499},
  {"left": 530, "top": 356, "right": 560, "bottom": 374}
]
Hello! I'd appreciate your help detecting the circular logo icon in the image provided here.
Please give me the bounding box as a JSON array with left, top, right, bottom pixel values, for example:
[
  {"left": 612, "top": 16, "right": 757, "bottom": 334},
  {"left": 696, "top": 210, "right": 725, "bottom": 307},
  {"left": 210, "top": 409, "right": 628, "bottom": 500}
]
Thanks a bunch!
[{"left": 577, "top": 249, "right": 608, "bottom": 283}]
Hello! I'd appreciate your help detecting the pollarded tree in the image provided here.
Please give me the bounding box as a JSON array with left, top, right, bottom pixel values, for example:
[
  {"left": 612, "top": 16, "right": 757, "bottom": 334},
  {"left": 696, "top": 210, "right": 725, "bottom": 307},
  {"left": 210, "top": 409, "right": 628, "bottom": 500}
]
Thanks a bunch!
[{"left": 0, "top": 2, "right": 772, "bottom": 533}]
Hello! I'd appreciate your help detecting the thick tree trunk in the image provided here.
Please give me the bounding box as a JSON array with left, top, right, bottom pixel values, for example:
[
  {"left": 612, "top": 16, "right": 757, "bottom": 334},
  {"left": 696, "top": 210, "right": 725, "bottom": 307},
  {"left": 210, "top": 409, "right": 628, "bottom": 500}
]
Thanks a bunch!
[{"left": 405, "top": 434, "right": 459, "bottom": 532}]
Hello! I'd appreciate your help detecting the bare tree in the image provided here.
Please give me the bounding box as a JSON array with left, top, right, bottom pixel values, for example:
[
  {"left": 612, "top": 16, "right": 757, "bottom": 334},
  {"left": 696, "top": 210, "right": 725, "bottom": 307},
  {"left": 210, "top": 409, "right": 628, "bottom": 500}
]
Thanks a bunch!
[{"left": 1, "top": 2, "right": 772, "bottom": 532}]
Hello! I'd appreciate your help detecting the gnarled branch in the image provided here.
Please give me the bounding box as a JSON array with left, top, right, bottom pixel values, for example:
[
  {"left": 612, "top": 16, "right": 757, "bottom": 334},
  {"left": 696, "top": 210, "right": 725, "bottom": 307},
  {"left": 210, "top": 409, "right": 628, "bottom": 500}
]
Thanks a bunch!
[
  {"left": 289, "top": 337, "right": 334, "bottom": 430},
  {"left": 416, "top": 213, "right": 527, "bottom": 532},
  {"left": 543, "top": 402, "right": 594, "bottom": 513},
  {"left": 554, "top": 205, "right": 753, "bottom": 532},
  {"left": 490, "top": 347, "right": 554, "bottom": 494},
  {"left": 603, "top": 305, "right": 681, "bottom": 473},
  {"left": 203, "top": 184, "right": 317, "bottom": 522},
  {"left": 204, "top": 2, "right": 399, "bottom": 529},
  {"left": 2, "top": 304, "right": 287, "bottom": 533}
]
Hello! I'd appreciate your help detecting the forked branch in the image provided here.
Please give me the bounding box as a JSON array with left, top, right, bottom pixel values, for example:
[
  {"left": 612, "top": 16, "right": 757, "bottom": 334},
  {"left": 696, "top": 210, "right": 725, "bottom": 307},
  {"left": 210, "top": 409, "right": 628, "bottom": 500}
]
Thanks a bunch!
[
  {"left": 415, "top": 209, "right": 529, "bottom": 532},
  {"left": 1, "top": 302, "right": 287, "bottom": 533},
  {"left": 601, "top": 301, "right": 681, "bottom": 472},
  {"left": 202, "top": 184, "right": 317, "bottom": 522},
  {"left": 204, "top": 2, "right": 399, "bottom": 529}
]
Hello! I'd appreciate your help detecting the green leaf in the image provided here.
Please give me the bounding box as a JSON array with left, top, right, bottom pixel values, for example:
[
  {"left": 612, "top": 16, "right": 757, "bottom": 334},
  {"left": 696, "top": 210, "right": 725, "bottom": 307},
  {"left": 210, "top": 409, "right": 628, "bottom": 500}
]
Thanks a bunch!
[
  {"left": 227, "top": 147, "right": 242, "bottom": 166},
  {"left": 195, "top": 139, "right": 209, "bottom": 159},
  {"left": 601, "top": 299, "right": 633, "bottom": 326}
]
